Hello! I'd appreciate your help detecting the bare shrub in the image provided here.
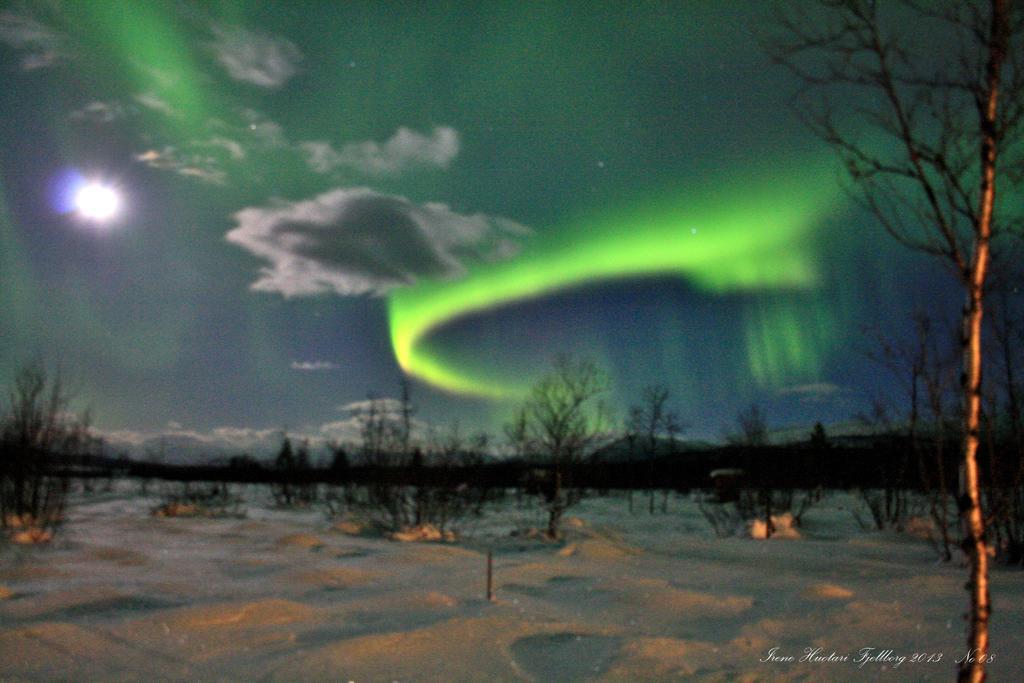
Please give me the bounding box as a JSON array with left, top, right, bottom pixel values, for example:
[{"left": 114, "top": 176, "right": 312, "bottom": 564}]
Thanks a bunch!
[
  {"left": 991, "top": 484, "right": 1024, "bottom": 566},
  {"left": 1, "top": 362, "right": 90, "bottom": 543},
  {"left": 152, "top": 480, "right": 244, "bottom": 518},
  {"left": 699, "top": 487, "right": 823, "bottom": 539},
  {"left": 697, "top": 492, "right": 745, "bottom": 537},
  {"left": 339, "top": 423, "right": 496, "bottom": 540},
  {"left": 853, "top": 488, "right": 927, "bottom": 533},
  {"left": 271, "top": 437, "right": 317, "bottom": 507},
  {"left": 330, "top": 390, "right": 496, "bottom": 540},
  {"left": 625, "top": 384, "right": 685, "bottom": 515},
  {"left": 507, "top": 355, "right": 610, "bottom": 540}
]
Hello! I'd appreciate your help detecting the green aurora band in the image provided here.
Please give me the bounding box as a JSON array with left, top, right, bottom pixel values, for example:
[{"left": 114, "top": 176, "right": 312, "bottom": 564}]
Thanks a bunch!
[
  {"left": 72, "top": 1, "right": 211, "bottom": 133},
  {"left": 388, "top": 159, "right": 845, "bottom": 398}
]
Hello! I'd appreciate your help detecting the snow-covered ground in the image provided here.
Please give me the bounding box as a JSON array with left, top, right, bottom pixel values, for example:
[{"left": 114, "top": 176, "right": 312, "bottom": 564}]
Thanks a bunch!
[{"left": 2, "top": 483, "right": 1023, "bottom": 682}]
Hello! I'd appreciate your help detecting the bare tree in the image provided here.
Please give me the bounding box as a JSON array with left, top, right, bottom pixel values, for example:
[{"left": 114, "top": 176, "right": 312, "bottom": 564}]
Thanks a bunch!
[
  {"left": 735, "top": 404, "right": 781, "bottom": 536},
  {"left": 988, "top": 281, "right": 1024, "bottom": 453},
  {"left": 863, "top": 311, "right": 960, "bottom": 548},
  {"left": 514, "top": 355, "right": 610, "bottom": 539},
  {"left": 735, "top": 403, "right": 768, "bottom": 447},
  {"left": 357, "top": 393, "right": 400, "bottom": 467},
  {"left": 986, "top": 278, "right": 1024, "bottom": 566},
  {"left": 768, "top": 2, "right": 1023, "bottom": 678},
  {"left": 0, "top": 362, "right": 90, "bottom": 542},
  {"left": 503, "top": 406, "right": 529, "bottom": 459},
  {"left": 418, "top": 421, "right": 495, "bottom": 534},
  {"left": 627, "top": 384, "right": 684, "bottom": 513},
  {"left": 271, "top": 436, "right": 316, "bottom": 507},
  {"left": 351, "top": 394, "right": 408, "bottom": 531},
  {"left": 398, "top": 377, "right": 415, "bottom": 465}
]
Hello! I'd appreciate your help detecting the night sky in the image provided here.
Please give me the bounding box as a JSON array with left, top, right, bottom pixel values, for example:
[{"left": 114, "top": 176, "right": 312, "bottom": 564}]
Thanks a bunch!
[{"left": 0, "top": 1, "right": 963, "bottom": 455}]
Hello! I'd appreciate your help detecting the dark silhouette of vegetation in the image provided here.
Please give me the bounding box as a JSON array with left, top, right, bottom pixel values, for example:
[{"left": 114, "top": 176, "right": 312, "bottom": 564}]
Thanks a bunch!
[
  {"left": 732, "top": 403, "right": 768, "bottom": 448},
  {"left": 853, "top": 401, "right": 915, "bottom": 532},
  {"left": 10, "top": 358, "right": 1018, "bottom": 559},
  {"left": 0, "top": 362, "right": 91, "bottom": 543},
  {"left": 985, "top": 282, "right": 1024, "bottom": 567},
  {"left": 739, "top": 404, "right": 779, "bottom": 538},
  {"left": 704, "top": 405, "right": 823, "bottom": 538},
  {"left": 768, "top": 1, "right": 1024, "bottom": 677},
  {"left": 626, "top": 384, "right": 684, "bottom": 514},
  {"left": 271, "top": 437, "right": 317, "bottom": 507},
  {"left": 809, "top": 422, "right": 828, "bottom": 450},
  {"left": 328, "top": 446, "right": 350, "bottom": 478},
  {"left": 325, "top": 387, "right": 498, "bottom": 538},
  {"left": 508, "top": 355, "right": 610, "bottom": 540},
  {"left": 152, "top": 479, "right": 244, "bottom": 518}
]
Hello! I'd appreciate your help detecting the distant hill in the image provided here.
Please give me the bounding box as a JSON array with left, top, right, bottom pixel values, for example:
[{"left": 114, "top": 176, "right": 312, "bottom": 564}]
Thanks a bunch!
[
  {"left": 590, "top": 436, "right": 718, "bottom": 464},
  {"left": 99, "top": 432, "right": 286, "bottom": 466}
]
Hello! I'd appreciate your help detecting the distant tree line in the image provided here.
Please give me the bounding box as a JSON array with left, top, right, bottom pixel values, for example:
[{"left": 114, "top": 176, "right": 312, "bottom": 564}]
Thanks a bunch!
[
  {"left": 5, "top": 348, "right": 1024, "bottom": 559},
  {"left": 52, "top": 427, "right": 1010, "bottom": 495}
]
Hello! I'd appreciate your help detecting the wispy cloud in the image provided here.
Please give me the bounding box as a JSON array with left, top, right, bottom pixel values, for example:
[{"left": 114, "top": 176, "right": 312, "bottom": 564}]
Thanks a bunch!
[
  {"left": 98, "top": 393, "right": 444, "bottom": 462},
  {"left": 226, "top": 187, "right": 530, "bottom": 296},
  {"left": 100, "top": 425, "right": 288, "bottom": 462},
  {"left": 134, "top": 147, "right": 228, "bottom": 185},
  {"left": 300, "top": 126, "right": 460, "bottom": 176},
  {"left": 129, "top": 108, "right": 281, "bottom": 186},
  {"left": 776, "top": 382, "right": 844, "bottom": 405},
  {"left": 291, "top": 360, "right": 339, "bottom": 372},
  {"left": 208, "top": 426, "right": 284, "bottom": 450},
  {"left": 0, "top": 10, "right": 64, "bottom": 70},
  {"left": 203, "top": 136, "right": 246, "bottom": 160},
  {"left": 210, "top": 23, "right": 302, "bottom": 88},
  {"left": 240, "top": 108, "right": 287, "bottom": 147},
  {"left": 323, "top": 398, "right": 430, "bottom": 443},
  {"left": 69, "top": 100, "right": 129, "bottom": 124},
  {"left": 339, "top": 398, "right": 405, "bottom": 415},
  {"left": 133, "top": 92, "right": 176, "bottom": 117},
  {"left": 98, "top": 419, "right": 372, "bottom": 461}
]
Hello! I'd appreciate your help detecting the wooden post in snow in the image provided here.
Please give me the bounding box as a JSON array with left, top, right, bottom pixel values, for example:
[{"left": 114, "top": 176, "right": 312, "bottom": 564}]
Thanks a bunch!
[{"left": 486, "top": 550, "right": 494, "bottom": 602}]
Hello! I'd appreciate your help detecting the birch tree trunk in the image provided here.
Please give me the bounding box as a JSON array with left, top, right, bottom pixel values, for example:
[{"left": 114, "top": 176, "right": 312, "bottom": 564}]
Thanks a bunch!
[{"left": 959, "top": 6, "right": 1006, "bottom": 681}]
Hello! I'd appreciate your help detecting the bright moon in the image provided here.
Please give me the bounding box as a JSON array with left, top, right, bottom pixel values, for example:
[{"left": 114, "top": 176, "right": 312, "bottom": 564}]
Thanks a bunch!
[{"left": 75, "top": 183, "right": 120, "bottom": 221}]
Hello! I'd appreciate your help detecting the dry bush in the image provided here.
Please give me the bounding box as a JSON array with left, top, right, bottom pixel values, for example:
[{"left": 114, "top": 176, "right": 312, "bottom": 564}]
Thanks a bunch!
[
  {"left": 1, "top": 363, "right": 90, "bottom": 544},
  {"left": 151, "top": 480, "right": 245, "bottom": 518}
]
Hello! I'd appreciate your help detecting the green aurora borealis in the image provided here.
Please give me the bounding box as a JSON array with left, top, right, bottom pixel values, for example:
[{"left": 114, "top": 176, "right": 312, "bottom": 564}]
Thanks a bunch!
[
  {"left": 389, "top": 158, "right": 843, "bottom": 398},
  {"left": 0, "top": 0, "right": 970, "bottom": 445}
]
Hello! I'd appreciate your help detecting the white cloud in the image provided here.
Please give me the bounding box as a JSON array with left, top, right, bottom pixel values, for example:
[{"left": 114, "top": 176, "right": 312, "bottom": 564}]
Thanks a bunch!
[
  {"left": 0, "top": 10, "right": 63, "bottom": 70},
  {"left": 300, "top": 142, "right": 339, "bottom": 173},
  {"left": 208, "top": 426, "right": 283, "bottom": 450},
  {"left": 324, "top": 398, "right": 430, "bottom": 445},
  {"left": 291, "top": 360, "right": 339, "bottom": 371},
  {"left": 204, "top": 136, "right": 246, "bottom": 160},
  {"left": 300, "top": 126, "right": 460, "bottom": 176},
  {"left": 316, "top": 416, "right": 425, "bottom": 447},
  {"left": 226, "top": 187, "right": 530, "bottom": 296},
  {"left": 177, "top": 167, "right": 227, "bottom": 184},
  {"left": 241, "top": 108, "right": 287, "bottom": 147},
  {"left": 132, "top": 127, "right": 251, "bottom": 186},
  {"left": 134, "top": 63, "right": 182, "bottom": 91},
  {"left": 133, "top": 92, "right": 176, "bottom": 117},
  {"left": 776, "top": 382, "right": 844, "bottom": 405},
  {"left": 100, "top": 420, "right": 357, "bottom": 462},
  {"left": 100, "top": 429, "right": 151, "bottom": 448},
  {"left": 69, "top": 100, "right": 128, "bottom": 124},
  {"left": 100, "top": 424, "right": 288, "bottom": 461},
  {"left": 134, "top": 146, "right": 228, "bottom": 185},
  {"left": 210, "top": 23, "right": 302, "bottom": 88},
  {"left": 135, "top": 147, "right": 175, "bottom": 167},
  {"left": 97, "top": 400, "right": 442, "bottom": 462},
  {"left": 339, "top": 398, "right": 405, "bottom": 415},
  {"left": 316, "top": 419, "right": 364, "bottom": 445}
]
